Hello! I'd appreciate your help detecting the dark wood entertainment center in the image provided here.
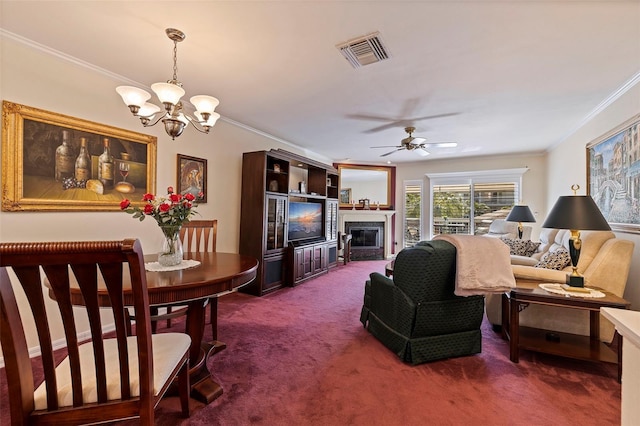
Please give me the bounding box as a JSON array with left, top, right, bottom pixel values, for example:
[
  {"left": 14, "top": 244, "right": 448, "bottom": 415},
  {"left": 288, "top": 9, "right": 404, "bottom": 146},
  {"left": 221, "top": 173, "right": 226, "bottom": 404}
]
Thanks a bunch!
[{"left": 239, "top": 149, "right": 339, "bottom": 296}]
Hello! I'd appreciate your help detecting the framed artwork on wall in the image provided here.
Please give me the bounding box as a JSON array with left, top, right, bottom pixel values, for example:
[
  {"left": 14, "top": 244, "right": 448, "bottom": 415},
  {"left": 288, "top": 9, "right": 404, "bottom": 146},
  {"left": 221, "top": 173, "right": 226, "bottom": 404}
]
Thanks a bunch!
[
  {"left": 340, "top": 188, "right": 352, "bottom": 204},
  {"left": 177, "top": 154, "right": 207, "bottom": 203},
  {"left": 1, "top": 101, "right": 157, "bottom": 212},
  {"left": 586, "top": 113, "right": 640, "bottom": 234}
]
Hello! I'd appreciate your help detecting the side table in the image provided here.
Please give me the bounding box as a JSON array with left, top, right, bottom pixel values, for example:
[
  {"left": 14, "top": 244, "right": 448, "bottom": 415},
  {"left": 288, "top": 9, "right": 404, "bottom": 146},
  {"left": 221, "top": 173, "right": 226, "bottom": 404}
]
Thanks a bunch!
[
  {"left": 502, "top": 284, "right": 630, "bottom": 381},
  {"left": 385, "top": 260, "right": 394, "bottom": 277}
]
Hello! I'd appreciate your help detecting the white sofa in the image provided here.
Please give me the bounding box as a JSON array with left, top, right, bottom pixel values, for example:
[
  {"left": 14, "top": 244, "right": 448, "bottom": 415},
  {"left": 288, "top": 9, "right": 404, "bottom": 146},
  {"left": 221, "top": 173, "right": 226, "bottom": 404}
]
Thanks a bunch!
[
  {"left": 486, "top": 229, "right": 635, "bottom": 342},
  {"left": 483, "top": 219, "right": 532, "bottom": 240}
]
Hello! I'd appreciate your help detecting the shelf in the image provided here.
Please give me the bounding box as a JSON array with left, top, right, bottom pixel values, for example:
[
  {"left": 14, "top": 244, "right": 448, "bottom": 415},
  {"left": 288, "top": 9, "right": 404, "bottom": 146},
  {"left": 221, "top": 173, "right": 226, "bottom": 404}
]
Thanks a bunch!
[
  {"left": 518, "top": 326, "right": 618, "bottom": 364},
  {"left": 288, "top": 192, "right": 325, "bottom": 200},
  {"left": 267, "top": 169, "right": 288, "bottom": 175}
]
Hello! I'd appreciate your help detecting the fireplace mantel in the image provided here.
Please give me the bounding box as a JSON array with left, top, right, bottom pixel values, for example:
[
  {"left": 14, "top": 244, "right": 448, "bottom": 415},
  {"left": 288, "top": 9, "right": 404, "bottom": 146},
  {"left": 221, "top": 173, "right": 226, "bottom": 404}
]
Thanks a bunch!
[{"left": 339, "top": 210, "right": 396, "bottom": 259}]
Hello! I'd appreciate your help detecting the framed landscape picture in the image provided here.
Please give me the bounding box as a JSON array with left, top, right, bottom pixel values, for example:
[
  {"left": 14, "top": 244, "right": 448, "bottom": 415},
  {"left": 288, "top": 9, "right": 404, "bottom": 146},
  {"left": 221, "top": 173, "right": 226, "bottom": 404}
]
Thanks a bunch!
[
  {"left": 1, "top": 101, "right": 157, "bottom": 212},
  {"left": 340, "top": 188, "right": 352, "bottom": 204},
  {"left": 586, "top": 114, "right": 640, "bottom": 234},
  {"left": 177, "top": 154, "right": 207, "bottom": 203}
]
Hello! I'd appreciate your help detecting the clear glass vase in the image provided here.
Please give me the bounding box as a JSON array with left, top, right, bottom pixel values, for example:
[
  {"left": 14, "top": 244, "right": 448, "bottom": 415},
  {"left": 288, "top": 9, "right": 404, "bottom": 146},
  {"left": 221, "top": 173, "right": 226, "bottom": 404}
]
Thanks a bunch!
[{"left": 158, "top": 225, "right": 183, "bottom": 266}]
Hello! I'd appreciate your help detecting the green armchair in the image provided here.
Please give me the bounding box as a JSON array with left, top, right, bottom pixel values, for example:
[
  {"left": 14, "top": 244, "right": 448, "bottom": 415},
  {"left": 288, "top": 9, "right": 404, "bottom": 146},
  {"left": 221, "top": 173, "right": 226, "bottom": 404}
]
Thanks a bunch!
[{"left": 360, "top": 240, "right": 485, "bottom": 364}]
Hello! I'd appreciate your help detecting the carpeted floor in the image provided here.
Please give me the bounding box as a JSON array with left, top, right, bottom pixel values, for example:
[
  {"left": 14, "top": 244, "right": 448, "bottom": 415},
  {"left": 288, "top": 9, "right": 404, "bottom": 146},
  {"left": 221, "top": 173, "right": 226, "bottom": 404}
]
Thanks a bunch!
[{"left": 1, "top": 259, "right": 621, "bottom": 425}]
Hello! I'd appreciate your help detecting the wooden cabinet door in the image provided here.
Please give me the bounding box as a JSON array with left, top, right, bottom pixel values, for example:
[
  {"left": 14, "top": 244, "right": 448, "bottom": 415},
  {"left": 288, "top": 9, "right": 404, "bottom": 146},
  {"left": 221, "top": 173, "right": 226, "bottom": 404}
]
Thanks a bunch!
[
  {"left": 265, "top": 194, "right": 287, "bottom": 253},
  {"left": 292, "top": 248, "right": 305, "bottom": 282},
  {"left": 312, "top": 245, "right": 326, "bottom": 274}
]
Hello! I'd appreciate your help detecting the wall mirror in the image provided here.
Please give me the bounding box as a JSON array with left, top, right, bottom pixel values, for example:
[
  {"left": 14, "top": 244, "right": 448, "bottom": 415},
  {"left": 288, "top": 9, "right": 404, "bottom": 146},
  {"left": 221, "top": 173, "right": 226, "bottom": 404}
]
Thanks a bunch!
[{"left": 336, "top": 164, "right": 395, "bottom": 209}]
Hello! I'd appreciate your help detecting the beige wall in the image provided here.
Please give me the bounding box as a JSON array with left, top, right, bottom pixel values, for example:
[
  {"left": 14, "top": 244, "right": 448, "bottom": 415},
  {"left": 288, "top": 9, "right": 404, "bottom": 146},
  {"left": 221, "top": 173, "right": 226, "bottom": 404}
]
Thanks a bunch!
[
  {"left": 0, "top": 36, "right": 312, "bottom": 356},
  {"left": 547, "top": 83, "right": 640, "bottom": 309}
]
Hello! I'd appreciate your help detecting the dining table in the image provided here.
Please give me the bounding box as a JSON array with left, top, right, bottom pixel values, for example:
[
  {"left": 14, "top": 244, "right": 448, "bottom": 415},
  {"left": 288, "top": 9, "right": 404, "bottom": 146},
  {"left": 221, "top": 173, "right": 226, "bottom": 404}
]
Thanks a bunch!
[{"left": 57, "top": 251, "right": 259, "bottom": 404}]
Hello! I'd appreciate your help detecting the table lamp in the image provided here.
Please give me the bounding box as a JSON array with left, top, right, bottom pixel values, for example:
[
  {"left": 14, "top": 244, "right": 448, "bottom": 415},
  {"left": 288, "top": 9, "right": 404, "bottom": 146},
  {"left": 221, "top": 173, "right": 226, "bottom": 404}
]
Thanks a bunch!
[
  {"left": 505, "top": 205, "right": 536, "bottom": 239},
  {"left": 541, "top": 184, "right": 611, "bottom": 287}
]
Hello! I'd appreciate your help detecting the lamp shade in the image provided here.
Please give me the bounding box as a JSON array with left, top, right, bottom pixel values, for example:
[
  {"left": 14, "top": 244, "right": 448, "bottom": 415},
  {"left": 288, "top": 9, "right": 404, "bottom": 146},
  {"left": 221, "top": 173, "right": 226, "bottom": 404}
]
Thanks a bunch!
[
  {"left": 541, "top": 195, "right": 611, "bottom": 231},
  {"left": 116, "top": 86, "right": 150, "bottom": 108},
  {"left": 506, "top": 205, "right": 536, "bottom": 223},
  {"left": 151, "top": 82, "right": 185, "bottom": 105}
]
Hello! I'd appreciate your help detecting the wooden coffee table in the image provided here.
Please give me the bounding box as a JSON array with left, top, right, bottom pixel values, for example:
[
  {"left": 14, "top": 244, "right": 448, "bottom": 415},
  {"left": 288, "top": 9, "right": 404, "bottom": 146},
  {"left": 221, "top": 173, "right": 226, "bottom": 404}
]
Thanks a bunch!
[{"left": 502, "top": 282, "right": 630, "bottom": 381}]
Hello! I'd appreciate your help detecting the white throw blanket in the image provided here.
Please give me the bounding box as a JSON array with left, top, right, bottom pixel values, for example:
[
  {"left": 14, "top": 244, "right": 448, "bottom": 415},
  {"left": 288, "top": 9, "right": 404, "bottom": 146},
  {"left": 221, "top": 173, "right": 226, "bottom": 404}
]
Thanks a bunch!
[{"left": 434, "top": 234, "right": 516, "bottom": 296}]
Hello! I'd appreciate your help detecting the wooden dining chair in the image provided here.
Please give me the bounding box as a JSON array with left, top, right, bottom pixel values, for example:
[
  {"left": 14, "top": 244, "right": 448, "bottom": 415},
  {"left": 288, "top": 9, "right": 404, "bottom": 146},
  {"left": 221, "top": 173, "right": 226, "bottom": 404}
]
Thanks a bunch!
[
  {"left": 160, "top": 220, "right": 218, "bottom": 336},
  {"left": 0, "top": 239, "right": 191, "bottom": 425}
]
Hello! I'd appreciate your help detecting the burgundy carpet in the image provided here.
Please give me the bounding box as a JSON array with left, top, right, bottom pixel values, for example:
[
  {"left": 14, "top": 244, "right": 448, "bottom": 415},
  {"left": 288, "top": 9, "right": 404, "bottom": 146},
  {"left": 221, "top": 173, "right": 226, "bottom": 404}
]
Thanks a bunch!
[{"left": 1, "top": 260, "right": 621, "bottom": 425}]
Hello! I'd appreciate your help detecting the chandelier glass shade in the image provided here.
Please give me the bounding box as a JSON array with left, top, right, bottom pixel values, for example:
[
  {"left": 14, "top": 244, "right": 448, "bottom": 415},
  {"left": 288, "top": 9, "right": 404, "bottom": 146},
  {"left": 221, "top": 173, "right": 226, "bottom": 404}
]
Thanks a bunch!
[{"left": 116, "top": 28, "right": 220, "bottom": 140}]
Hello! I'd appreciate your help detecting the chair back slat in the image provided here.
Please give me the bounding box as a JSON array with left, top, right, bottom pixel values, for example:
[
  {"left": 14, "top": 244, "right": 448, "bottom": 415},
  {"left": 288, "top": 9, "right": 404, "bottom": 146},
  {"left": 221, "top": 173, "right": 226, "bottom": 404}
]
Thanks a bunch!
[
  {"left": 180, "top": 219, "right": 217, "bottom": 253},
  {"left": 70, "top": 263, "right": 110, "bottom": 403},
  {"left": 42, "top": 264, "right": 85, "bottom": 407},
  {"left": 0, "top": 267, "right": 36, "bottom": 424},
  {"left": 99, "top": 262, "right": 132, "bottom": 400},
  {"left": 0, "top": 239, "right": 156, "bottom": 423},
  {"left": 12, "top": 265, "right": 60, "bottom": 410}
]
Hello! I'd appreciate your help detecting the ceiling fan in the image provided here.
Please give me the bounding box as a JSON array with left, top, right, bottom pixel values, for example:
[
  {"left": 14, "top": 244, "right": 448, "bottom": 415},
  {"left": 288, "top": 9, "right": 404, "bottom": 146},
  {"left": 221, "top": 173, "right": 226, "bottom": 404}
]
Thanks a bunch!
[
  {"left": 346, "top": 98, "right": 460, "bottom": 133},
  {"left": 371, "top": 127, "right": 457, "bottom": 157}
]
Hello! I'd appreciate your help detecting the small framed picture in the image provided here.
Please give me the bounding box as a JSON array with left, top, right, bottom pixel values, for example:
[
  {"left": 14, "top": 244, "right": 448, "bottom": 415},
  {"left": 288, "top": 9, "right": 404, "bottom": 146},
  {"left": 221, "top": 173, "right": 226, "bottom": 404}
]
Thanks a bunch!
[
  {"left": 177, "top": 154, "right": 207, "bottom": 203},
  {"left": 360, "top": 198, "right": 370, "bottom": 210},
  {"left": 340, "top": 188, "right": 352, "bottom": 204}
]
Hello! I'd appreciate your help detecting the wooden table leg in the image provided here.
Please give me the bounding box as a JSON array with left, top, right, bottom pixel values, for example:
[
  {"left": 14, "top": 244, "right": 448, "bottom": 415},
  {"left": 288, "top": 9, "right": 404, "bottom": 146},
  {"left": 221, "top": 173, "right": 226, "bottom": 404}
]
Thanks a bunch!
[
  {"left": 185, "top": 298, "right": 227, "bottom": 404},
  {"left": 616, "top": 331, "right": 623, "bottom": 383},
  {"left": 509, "top": 295, "right": 520, "bottom": 363},
  {"left": 501, "top": 293, "right": 509, "bottom": 340},
  {"left": 589, "top": 310, "right": 600, "bottom": 341}
]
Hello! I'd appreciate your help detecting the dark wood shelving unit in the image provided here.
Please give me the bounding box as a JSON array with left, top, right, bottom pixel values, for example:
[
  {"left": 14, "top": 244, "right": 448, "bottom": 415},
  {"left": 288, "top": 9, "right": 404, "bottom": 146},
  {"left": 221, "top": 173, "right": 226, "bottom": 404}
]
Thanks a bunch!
[{"left": 239, "top": 150, "right": 339, "bottom": 296}]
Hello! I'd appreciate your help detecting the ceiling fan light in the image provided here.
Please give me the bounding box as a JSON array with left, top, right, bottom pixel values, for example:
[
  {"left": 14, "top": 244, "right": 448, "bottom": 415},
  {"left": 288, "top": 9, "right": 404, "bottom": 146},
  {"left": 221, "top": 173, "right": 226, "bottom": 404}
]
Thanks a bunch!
[
  {"left": 190, "top": 95, "right": 220, "bottom": 115},
  {"left": 151, "top": 82, "right": 185, "bottom": 105},
  {"left": 116, "top": 86, "right": 150, "bottom": 108}
]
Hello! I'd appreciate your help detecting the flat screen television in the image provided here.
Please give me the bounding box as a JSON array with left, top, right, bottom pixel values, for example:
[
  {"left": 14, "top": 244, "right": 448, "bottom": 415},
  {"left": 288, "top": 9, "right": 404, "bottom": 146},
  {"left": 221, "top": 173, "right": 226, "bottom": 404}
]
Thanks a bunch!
[{"left": 288, "top": 201, "right": 323, "bottom": 242}]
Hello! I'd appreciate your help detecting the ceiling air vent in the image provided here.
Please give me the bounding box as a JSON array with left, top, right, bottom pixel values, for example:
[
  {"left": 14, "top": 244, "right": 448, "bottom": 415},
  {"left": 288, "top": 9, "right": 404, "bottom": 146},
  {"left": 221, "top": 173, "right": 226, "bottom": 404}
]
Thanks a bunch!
[{"left": 336, "top": 32, "right": 390, "bottom": 68}]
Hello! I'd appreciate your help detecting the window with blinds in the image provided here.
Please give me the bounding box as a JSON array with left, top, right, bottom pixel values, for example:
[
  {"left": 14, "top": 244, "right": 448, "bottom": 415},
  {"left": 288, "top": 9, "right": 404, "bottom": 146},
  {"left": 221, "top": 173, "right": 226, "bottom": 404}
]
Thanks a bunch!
[
  {"left": 403, "top": 181, "right": 423, "bottom": 247},
  {"left": 426, "top": 168, "right": 526, "bottom": 238}
]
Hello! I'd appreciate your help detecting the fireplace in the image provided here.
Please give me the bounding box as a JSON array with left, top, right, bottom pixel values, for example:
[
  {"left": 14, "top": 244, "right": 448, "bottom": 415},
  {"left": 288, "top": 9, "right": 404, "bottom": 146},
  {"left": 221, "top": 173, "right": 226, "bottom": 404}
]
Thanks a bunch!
[
  {"left": 339, "top": 210, "right": 395, "bottom": 259},
  {"left": 345, "top": 221, "right": 384, "bottom": 260}
]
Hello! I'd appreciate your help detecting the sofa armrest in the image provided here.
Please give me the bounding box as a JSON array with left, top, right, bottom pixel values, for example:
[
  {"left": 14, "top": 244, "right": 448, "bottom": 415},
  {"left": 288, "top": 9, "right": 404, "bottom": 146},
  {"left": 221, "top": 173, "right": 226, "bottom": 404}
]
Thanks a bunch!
[
  {"left": 510, "top": 255, "right": 538, "bottom": 266},
  {"left": 369, "top": 272, "right": 416, "bottom": 336},
  {"left": 511, "top": 264, "right": 569, "bottom": 283}
]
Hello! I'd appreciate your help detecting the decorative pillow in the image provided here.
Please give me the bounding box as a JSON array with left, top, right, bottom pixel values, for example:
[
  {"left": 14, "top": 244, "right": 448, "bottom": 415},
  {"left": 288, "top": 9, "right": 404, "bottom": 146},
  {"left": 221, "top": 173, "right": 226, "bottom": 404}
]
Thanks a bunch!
[
  {"left": 501, "top": 238, "right": 541, "bottom": 257},
  {"left": 534, "top": 247, "right": 571, "bottom": 270}
]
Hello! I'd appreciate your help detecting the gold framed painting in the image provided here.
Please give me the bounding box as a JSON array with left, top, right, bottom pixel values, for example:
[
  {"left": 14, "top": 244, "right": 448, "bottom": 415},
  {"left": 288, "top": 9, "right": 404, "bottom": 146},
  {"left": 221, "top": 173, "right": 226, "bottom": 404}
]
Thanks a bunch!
[
  {"left": 2, "top": 101, "right": 157, "bottom": 211},
  {"left": 177, "top": 154, "right": 207, "bottom": 203},
  {"left": 586, "top": 113, "right": 640, "bottom": 234}
]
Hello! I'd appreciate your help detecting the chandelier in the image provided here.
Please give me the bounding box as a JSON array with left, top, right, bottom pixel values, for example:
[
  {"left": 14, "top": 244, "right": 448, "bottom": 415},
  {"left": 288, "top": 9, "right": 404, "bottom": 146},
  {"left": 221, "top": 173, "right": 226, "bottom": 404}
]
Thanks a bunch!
[{"left": 116, "top": 28, "right": 220, "bottom": 140}]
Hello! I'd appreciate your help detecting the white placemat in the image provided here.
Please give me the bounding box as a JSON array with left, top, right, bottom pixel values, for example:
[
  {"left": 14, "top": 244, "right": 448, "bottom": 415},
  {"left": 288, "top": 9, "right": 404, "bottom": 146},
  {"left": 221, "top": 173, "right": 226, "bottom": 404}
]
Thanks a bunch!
[
  {"left": 539, "top": 283, "right": 605, "bottom": 298},
  {"left": 145, "top": 259, "right": 201, "bottom": 272}
]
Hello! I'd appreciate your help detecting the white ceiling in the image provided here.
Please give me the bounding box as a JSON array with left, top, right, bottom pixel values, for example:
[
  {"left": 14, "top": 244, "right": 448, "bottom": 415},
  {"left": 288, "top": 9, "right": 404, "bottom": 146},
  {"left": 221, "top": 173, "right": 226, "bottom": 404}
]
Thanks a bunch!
[{"left": 2, "top": 1, "right": 639, "bottom": 164}]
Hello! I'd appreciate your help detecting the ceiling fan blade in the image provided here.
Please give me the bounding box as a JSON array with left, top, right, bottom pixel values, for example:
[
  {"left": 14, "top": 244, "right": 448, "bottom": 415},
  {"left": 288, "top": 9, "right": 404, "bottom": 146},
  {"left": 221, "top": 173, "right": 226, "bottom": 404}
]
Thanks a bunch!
[
  {"left": 407, "top": 112, "right": 460, "bottom": 122},
  {"left": 420, "top": 142, "right": 458, "bottom": 148},
  {"left": 364, "top": 121, "right": 409, "bottom": 134},
  {"left": 345, "top": 113, "right": 398, "bottom": 123},
  {"left": 371, "top": 145, "right": 402, "bottom": 148},
  {"left": 413, "top": 148, "right": 431, "bottom": 157},
  {"left": 380, "top": 148, "right": 404, "bottom": 157}
]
